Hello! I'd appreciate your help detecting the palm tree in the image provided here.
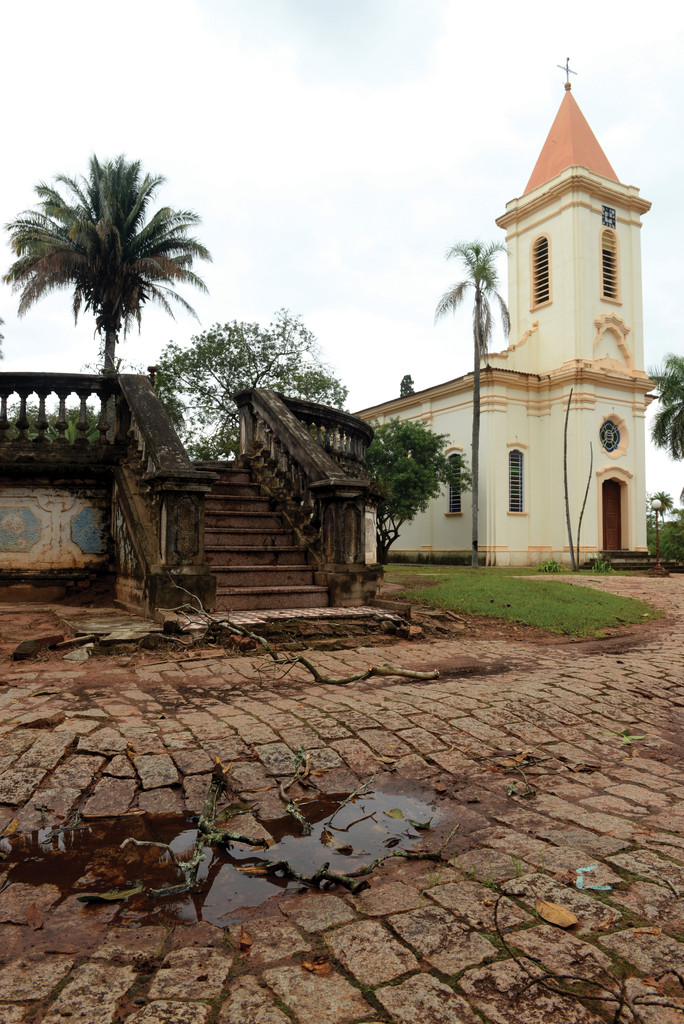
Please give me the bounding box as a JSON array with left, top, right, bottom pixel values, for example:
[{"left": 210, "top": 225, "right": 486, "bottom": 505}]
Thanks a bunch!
[
  {"left": 648, "top": 491, "right": 675, "bottom": 518},
  {"left": 435, "top": 240, "right": 509, "bottom": 568},
  {"left": 650, "top": 353, "right": 684, "bottom": 460},
  {"left": 3, "top": 156, "right": 211, "bottom": 370}
]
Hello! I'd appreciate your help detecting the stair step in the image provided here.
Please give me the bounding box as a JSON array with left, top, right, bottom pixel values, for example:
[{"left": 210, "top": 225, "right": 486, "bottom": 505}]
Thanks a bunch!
[
  {"left": 212, "top": 566, "right": 316, "bottom": 587},
  {"left": 205, "top": 528, "right": 295, "bottom": 547},
  {"left": 206, "top": 483, "right": 263, "bottom": 498},
  {"left": 205, "top": 511, "right": 283, "bottom": 529},
  {"left": 205, "top": 495, "right": 271, "bottom": 512},
  {"left": 215, "top": 585, "right": 329, "bottom": 611},
  {"left": 205, "top": 546, "right": 307, "bottom": 566}
]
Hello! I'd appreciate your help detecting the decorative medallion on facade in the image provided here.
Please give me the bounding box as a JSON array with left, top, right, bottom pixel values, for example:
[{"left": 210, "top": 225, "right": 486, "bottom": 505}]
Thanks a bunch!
[
  {"left": 0, "top": 508, "right": 41, "bottom": 552},
  {"left": 600, "top": 420, "right": 621, "bottom": 453}
]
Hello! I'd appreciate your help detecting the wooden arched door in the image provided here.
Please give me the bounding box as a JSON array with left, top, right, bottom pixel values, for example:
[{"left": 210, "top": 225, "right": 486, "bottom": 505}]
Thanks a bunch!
[{"left": 602, "top": 480, "right": 622, "bottom": 550}]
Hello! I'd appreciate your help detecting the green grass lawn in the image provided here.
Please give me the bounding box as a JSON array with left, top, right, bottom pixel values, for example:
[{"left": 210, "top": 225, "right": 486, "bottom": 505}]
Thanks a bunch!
[{"left": 387, "top": 565, "right": 661, "bottom": 637}]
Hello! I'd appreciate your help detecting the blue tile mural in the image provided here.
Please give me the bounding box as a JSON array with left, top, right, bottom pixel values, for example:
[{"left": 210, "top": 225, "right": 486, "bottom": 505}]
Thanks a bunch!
[
  {"left": 71, "top": 507, "right": 107, "bottom": 554},
  {"left": 0, "top": 508, "right": 41, "bottom": 552}
]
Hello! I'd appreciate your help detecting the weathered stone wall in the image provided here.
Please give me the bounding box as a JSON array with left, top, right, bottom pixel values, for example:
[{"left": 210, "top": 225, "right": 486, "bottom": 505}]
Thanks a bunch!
[{"left": 0, "top": 484, "right": 109, "bottom": 570}]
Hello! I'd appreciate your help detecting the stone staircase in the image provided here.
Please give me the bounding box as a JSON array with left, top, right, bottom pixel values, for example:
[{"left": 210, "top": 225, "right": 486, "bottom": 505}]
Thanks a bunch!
[{"left": 196, "top": 460, "right": 330, "bottom": 611}]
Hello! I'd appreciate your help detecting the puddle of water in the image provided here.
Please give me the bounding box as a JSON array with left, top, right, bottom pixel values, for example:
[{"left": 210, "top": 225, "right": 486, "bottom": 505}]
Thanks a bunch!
[{"left": 1, "top": 787, "right": 440, "bottom": 927}]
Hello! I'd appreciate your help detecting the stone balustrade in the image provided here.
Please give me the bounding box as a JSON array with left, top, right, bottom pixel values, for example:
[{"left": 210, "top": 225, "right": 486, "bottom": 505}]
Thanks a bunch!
[
  {"left": 0, "top": 372, "right": 216, "bottom": 614},
  {"left": 234, "top": 388, "right": 380, "bottom": 605}
]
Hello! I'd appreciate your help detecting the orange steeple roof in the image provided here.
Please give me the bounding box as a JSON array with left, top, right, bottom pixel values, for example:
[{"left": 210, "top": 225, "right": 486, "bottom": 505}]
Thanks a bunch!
[{"left": 524, "top": 84, "right": 619, "bottom": 194}]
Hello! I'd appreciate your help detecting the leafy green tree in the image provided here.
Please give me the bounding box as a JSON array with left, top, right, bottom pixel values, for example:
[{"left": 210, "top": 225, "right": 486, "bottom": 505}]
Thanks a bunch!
[
  {"left": 155, "top": 310, "right": 348, "bottom": 459},
  {"left": 435, "top": 241, "right": 509, "bottom": 568},
  {"left": 400, "top": 374, "right": 415, "bottom": 397},
  {"left": 365, "top": 418, "right": 470, "bottom": 563},
  {"left": 3, "top": 156, "right": 211, "bottom": 370},
  {"left": 650, "top": 354, "right": 684, "bottom": 459}
]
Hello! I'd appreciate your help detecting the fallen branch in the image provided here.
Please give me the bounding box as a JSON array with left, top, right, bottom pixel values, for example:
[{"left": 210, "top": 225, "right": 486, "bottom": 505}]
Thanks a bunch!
[
  {"left": 491, "top": 894, "right": 680, "bottom": 1023},
  {"left": 278, "top": 748, "right": 313, "bottom": 835},
  {"left": 162, "top": 585, "right": 440, "bottom": 686}
]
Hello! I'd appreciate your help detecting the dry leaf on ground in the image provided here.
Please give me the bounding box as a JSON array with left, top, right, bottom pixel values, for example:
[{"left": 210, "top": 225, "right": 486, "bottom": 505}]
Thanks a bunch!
[{"left": 535, "top": 898, "right": 580, "bottom": 928}]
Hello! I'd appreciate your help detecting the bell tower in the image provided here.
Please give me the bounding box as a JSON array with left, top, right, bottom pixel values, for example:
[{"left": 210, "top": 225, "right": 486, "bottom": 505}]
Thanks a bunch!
[{"left": 492, "top": 83, "right": 651, "bottom": 379}]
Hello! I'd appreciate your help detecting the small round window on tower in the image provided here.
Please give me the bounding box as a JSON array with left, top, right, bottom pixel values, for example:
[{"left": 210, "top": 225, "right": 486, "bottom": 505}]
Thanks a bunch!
[{"left": 600, "top": 420, "right": 621, "bottom": 453}]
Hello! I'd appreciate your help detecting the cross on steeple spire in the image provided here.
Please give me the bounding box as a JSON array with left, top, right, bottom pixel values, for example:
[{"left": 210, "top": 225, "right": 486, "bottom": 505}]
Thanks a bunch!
[{"left": 557, "top": 57, "right": 577, "bottom": 90}]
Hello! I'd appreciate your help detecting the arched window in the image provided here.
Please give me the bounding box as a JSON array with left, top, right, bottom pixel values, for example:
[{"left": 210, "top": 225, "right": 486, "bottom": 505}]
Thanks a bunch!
[
  {"left": 509, "top": 449, "right": 524, "bottom": 512},
  {"left": 448, "top": 454, "right": 462, "bottom": 513},
  {"left": 600, "top": 229, "right": 620, "bottom": 302},
  {"left": 531, "top": 235, "right": 551, "bottom": 307}
]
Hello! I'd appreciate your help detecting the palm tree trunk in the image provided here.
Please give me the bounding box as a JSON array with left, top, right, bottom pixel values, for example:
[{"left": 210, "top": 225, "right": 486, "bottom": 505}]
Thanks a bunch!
[
  {"left": 471, "top": 294, "right": 482, "bottom": 568},
  {"left": 103, "top": 329, "right": 117, "bottom": 372}
]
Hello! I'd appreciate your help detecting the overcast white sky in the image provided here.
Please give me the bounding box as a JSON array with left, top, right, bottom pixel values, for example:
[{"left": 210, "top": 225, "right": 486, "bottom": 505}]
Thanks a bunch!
[{"left": 1, "top": 0, "right": 682, "bottom": 499}]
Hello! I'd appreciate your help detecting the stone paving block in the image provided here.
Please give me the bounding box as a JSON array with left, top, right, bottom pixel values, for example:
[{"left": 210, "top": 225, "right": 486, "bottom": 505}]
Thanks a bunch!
[
  {"left": 350, "top": 880, "right": 422, "bottom": 916},
  {"left": 388, "top": 905, "right": 498, "bottom": 974},
  {"left": 229, "top": 762, "right": 275, "bottom": 792},
  {"left": 92, "top": 924, "right": 168, "bottom": 965},
  {"left": 459, "top": 959, "right": 605, "bottom": 1024},
  {"left": 134, "top": 753, "right": 179, "bottom": 789},
  {"left": 82, "top": 777, "right": 136, "bottom": 817},
  {"left": 453, "top": 848, "right": 529, "bottom": 883},
  {"left": 376, "top": 973, "right": 481, "bottom": 1024},
  {"left": 183, "top": 773, "right": 211, "bottom": 812},
  {"left": 77, "top": 727, "right": 127, "bottom": 755},
  {"left": 501, "top": 873, "right": 622, "bottom": 932},
  {"left": 622, "top": 978, "right": 684, "bottom": 1024},
  {"left": 137, "top": 787, "right": 184, "bottom": 813},
  {"left": 218, "top": 977, "right": 291, "bottom": 1023},
  {"left": 263, "top": 966, "right": 371, "bottom": 1024},
  {"left": 477, "top": 829, "right": 623, "bottom": 885},
  {"left": 103, "top": 753, "right": 136, "bottom": 777},
  {"left": 280, "top": 893, "right": 355, "bottom": 932},
  {"left": 225, "top": 812, "right": 274, "bottom": 846},
  {"left": 599, "top": 928, "right": 684, "bottom": 974},
  {"left": 256, "top": 743, "right": 298, "bottom": 776},
  {"left": 0, "top": 883, "right": 60, "bottom": 924},
  {"left": 608, "top": 879, "right": 684, "bottom": 932},
  {"left": 0, "top": 1006, "right": 28, "bottom": 1023},
  {"left": 607, "top": 849, "right": 684, "bottom": 890},
  {"left": 325, "top": 919, "right": 418, "bottom": 985},
  {"left": 534, "top": 827, "right": 628, "bottom": 856},
  {"left": 330, "top": 739, "right": 379, "bottom": 774},
  {"left": 148, "top": 947, "right": 232, "bottom": 1000},
  {"left": 170, "top": 748, "right": 214, "bottom": 775},
  {"left": 41, "top": 962, "right": 136, "bottom": 1023},
  {"left": 427, "top": 879, "right": 531, "bottom": 930},
  {"left": 129, "top": 1002, "right": 211, "bottom": 1024},
  {"left": 509, "top": 924, "right": 612, "bottom": 977},
  {"left": 25, "top": 786, "right": 81, "bottom": 817},
  {"left": 0, "top": 768, "right": 46, "bottom": 805},
  {"left": 51, "top": 754, "right": 105, "bottom": 788},
  {"left": 15, "top": 733, "right": 73, "bottom": 771},
  {"left": 356, "top": 729, "right": 411, "bottom": 758},
  {"left": 227, "top": 918, "right": 309, "bottom": 965},
  {"left": 309, "top": 748, "right": 344, "bottom": 771},
  {"left": 310, "top": 766, "right": 360, "bottom": 793},
  {"left": 0, "top": 955, "right": 74, "bottom": 1000}
]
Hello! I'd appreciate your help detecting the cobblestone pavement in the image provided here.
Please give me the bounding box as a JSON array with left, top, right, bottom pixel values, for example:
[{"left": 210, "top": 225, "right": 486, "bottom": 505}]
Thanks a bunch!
[{"left": 1, "top": 575, "right": 683, "bottom": 1023}]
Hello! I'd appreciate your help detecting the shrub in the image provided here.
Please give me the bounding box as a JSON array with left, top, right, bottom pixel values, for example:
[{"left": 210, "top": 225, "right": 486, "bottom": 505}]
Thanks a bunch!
[
  {"left": 537, "top": 559, "right": 562, "bottom": 574},
  {"left": 593, "top": 558, "right": 614, "bottom": 573}
]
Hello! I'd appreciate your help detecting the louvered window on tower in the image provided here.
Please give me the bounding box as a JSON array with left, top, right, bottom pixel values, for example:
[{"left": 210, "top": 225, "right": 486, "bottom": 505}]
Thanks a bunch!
[
  {"left": 601, "top": 230, "right": 619, "bottom": 301},
  {"left": 532, "top": 236, "right": 550, "bottom": 307}
]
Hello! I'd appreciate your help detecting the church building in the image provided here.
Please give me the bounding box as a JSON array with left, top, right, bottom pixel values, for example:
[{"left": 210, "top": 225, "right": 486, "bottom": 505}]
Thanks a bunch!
[{"left": 357, "top": 84, "right": 654, "bottom": 566}]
